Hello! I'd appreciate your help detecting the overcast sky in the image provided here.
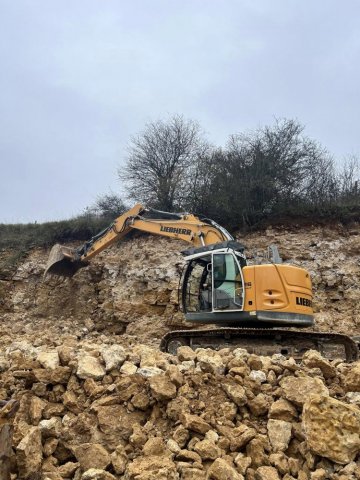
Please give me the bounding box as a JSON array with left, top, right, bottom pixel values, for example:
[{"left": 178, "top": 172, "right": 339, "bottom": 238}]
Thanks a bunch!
[{"left": 0, "top": 0, "right": 359, "bottom": 223}]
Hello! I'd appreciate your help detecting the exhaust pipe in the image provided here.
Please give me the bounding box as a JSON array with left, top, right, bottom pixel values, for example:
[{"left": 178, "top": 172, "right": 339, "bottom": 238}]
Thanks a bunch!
[{"left": 44, "top": 244, "right": 87, "bottom": 277}]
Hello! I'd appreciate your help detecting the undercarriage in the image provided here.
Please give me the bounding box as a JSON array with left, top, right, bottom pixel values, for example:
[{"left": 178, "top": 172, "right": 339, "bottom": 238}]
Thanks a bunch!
[{"left": 160, "top": 328, "right": 359, "bottom": 362}]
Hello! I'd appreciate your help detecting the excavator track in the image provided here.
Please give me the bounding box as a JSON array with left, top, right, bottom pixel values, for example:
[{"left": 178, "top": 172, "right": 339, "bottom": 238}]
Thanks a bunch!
[{"left": 160, "top": 328, "right": 359, "bottom": 362}]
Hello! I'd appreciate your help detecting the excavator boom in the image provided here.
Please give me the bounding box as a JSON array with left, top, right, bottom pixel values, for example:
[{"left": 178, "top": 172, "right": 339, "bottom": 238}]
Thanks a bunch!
[{"left": 45, "top": 203, "right": 232, "bottom": 277}]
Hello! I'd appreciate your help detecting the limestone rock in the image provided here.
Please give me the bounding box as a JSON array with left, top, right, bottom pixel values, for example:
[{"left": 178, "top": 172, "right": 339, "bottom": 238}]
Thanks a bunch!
[
  {"left": 137, "top": 366, "right": 164, "bottom": 377},
  {"left": 180, "top": 468, "right": 206, "bottom": 480},
  {"left": 58, "top": 345, "right": 75, "bottom": 366},
  {"left": 111, "top": 446, "right": 128, "bottom": 474},
  {"left": 58, "top": 461, "right": 80, "bottom": 478},
  {"left": 43, "top": 437, "right": 58, "bottom": 457},
  {"left": 222, "top": 383, "right": 247, "bottom": 407},
  {"left": 16, "top": 426, "right": 43, "bottom": 478},
  {"left": 95, "top": 404, "right": 146, "bottom": 447},
  {"left": 131, "top": 391, "right": 150, "bottom": 410},
  {"left": 302, "top": 394, "right": 360, "bottom": 464},
  {"left": 180, "top": 413, "right": 211, "bottom": 434},
  {"left": 255, "top": 466, "right": 280, "bottom": 480},
  {"left": 166, "top": 364, "right": 184, "bottom": 387},
  {"left": 249, "top": 370, "right": 267, "bottom": 383},
  {"left": 269, "top": 398, "right": 298, "bottom": 422},
  {"left": 136, "top": 344, "right": 168, "bottom": 369},
  {"left": 248, "top": 354, "right": 263, "bottom": 370},
  {"left": 230, "top": 425, "right": 257, "bottom": 451},
  {"left": 197, "top": 349, "right": 225, "bottom": 375},
  {"left": 43, "top": 472, "right": 63, "bottom": 480},
  {"left": 234, "top": 453, "right": 252, "bottom": 475},
  {"left": 81, "top": 469, "right": 116, "bottom": 480},
  {"left": 343, "top": 361, "right": 360, "bottom": 392},
  {"left": 246, "top": 437, "right": 269, "bottom": 469},
  {"left": 77, "top": 354, "right": 106, "bottom": 380},
  {"left": 207, "top": 458, "right": 244, "bottom": 480},
  {"left": 280, "top": 376, "right": 329, "bottom": 407},
  {"left": 143, "top": 437, "right": 166, "bottom": 456},
  {"left": 269, "top": 452, "right": 289, "bottom": 475},
  {"left": 310, "top": 469, "right": 327, "bottom": 480},
  {"left": 194, "top": 439, "right": 221, "bottom": 460},
  {"left": 345, "top": 391, "right": 360, "bottom": 405},
  {"left": 29, "top": 395, "right": 46, "bottom": 425},
  {"left": 177, "top": 345, "right": 196, "bottom": 361},
  {"left": 63, "top": 390, "right": 81, "bottom": 414},
  {"left": 37, "top": 350, "right": 60, "bottom": 370},
  {"left": 74, "top": 443, "right": 111, "bottom": 470},
  {"left": 172, "top": 426, "right": 190, "bottom": 448},
  {"left": 176, "top": 449, "right": 202, "bottom": 463},
  {"left": 179, "top": 360, "right": 196, "bottom": 372},
  {"left": 166, "top": 439, "right": 181, "bottom": 454},
  {"left": 267, "top": 419, "right": 292, "bottom": 452},
  {"left": 39, "top": 417, "right": 62, "bottom": 438},
  {"left": 120, "top": 361, "right": 138, "bottom": 375},
  {"left": 33, "top": 366, "right": 71, "bottom": 384},
  {"left": 302, "top": 350, "right": 336, "bottom": 378},
  {"left": 205, "top": 430, "right": 219, "bottom": 443},
  {"left": 101, "top": 344, "right": 126, "bottom": 371},
  {"left": 126, "top": 455, "right": 177, "bottom": 479},
  {"left": 247, "top": 393, "right": 270, "bottom": 416},
  {"left": 149, "top": 374, "right": 177, "bottom": 401}
]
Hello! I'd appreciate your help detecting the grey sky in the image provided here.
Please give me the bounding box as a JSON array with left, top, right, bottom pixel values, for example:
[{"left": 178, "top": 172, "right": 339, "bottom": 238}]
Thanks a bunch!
[{"left": 0, "top": 0, "right": 359, "bottom": 223}]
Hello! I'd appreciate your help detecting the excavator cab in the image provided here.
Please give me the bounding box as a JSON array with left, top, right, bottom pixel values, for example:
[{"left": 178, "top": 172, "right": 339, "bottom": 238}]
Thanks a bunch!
[{"left": 181, "top": 241, "right": 247, "bottom": 324}]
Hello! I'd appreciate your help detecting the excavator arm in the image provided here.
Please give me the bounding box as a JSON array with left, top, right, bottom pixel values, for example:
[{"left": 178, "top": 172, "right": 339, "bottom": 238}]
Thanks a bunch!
[{"left": 45, "top": 203, "right": 233, "bottom": 277}]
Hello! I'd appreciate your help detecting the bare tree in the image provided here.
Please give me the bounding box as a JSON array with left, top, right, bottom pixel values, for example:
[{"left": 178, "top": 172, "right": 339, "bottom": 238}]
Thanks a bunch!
[
  {"left": 119, "top": 115, "right": 208, "bottom": 211},
  {"left": 187, "top": 119, "right": 337, "bottom": 228},
  {"left": 338, "top": 155, "right": 359, "bottom": 200}
]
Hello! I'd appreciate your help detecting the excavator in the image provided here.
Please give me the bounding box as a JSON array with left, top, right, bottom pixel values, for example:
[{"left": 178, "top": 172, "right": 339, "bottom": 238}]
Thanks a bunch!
[{"left": 45, "top": 204, "right": 358, "bottom": 361}]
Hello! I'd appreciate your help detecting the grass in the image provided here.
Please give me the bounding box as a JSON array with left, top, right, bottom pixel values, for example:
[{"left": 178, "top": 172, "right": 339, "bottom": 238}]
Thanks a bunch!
[{"left": 0, "top": 214, "right": 112, "bottom": 274}]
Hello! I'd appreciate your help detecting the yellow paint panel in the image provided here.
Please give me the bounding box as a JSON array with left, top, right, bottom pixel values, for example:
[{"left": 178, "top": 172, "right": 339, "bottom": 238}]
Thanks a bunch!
[{"left": 243, "top": 264, "right": 313, "bottom": 315}]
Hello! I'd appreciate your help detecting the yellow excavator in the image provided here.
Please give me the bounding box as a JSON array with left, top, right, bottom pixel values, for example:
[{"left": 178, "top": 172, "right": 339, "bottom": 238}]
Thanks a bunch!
[{"left": 45, "top": 204, "right": 358, "bottom": 361}]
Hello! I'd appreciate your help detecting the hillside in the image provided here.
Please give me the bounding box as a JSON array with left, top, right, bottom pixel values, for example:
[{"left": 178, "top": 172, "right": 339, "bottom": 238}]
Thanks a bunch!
[{"left": 0, "top": 222, "right": 359, "bottom": 350}]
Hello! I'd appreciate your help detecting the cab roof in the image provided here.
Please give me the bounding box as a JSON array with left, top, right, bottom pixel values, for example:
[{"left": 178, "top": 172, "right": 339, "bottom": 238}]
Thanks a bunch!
[{"left": 181, "top": 240, "right": 245, "bottom": 258}]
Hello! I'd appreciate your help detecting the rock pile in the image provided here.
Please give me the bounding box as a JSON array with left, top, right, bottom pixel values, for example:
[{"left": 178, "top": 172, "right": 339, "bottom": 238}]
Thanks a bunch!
[{"left": 1, "top": 340, "right": 359, "bottom": 479}]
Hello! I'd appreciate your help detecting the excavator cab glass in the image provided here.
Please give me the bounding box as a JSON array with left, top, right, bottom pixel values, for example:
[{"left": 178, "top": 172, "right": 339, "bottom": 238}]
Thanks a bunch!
[
  {"left": 181, "top": 249, "right": 245, "bottom": 318},
  {"left": 213, "top": 253, "right": 243, "bottom": 310}
]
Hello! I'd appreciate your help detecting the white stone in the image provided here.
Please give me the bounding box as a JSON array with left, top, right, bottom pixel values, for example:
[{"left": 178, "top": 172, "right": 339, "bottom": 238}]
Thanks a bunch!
[
  {"left": 267, "top": 419, "right": 292, "bottom": 452},
  {"left": 177, "top": 360, "right": 196, "bottom": 373},
  {"left": 39, "top": 417, "right": 62, "bottom": 438},
  {"left": 120, "top": 361, "right": 138, "bottom": 375},
  {"left": 196, "top": 349, "right": 225, "bottom": 375},
  {"left": 37, "top": 351, "right": 60, "bottom": 370},
  {"left": 249, "top": 370, "right": 267, "bottom": 383},
  {"left": 137, "top": 367, "right": 164, "bottom": 377},
  {"left": 77, "top": 354, "right": 106, "bottom": 380},
  {"left": 101, "top": 345, "right": 126, "bottom": 371},
  {"left": 345, "top": 392, "right": 360, "bottom": 405}
]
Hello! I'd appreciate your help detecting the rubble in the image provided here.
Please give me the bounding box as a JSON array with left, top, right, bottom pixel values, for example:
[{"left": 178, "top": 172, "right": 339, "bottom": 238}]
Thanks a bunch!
[
  {"left": 302, "top": 394, "right": 360, "bottom": 464},
  {"left": 0, "top": 342, "right": 358, "bottom": 479},
  {"left": 0, "top": 226, "right": 360, "bottom": 478}
]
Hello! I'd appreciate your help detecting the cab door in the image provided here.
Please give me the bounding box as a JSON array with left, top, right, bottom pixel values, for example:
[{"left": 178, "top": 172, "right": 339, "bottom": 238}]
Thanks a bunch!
[{"left": 212, "top": 253, "right": 244, "bottom": 311}]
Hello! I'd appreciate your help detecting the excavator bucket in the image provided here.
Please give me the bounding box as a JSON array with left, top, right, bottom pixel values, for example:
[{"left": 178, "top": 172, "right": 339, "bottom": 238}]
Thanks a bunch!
[{"left": 44, "top": 244, "right": 86, "bottom": 277}]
